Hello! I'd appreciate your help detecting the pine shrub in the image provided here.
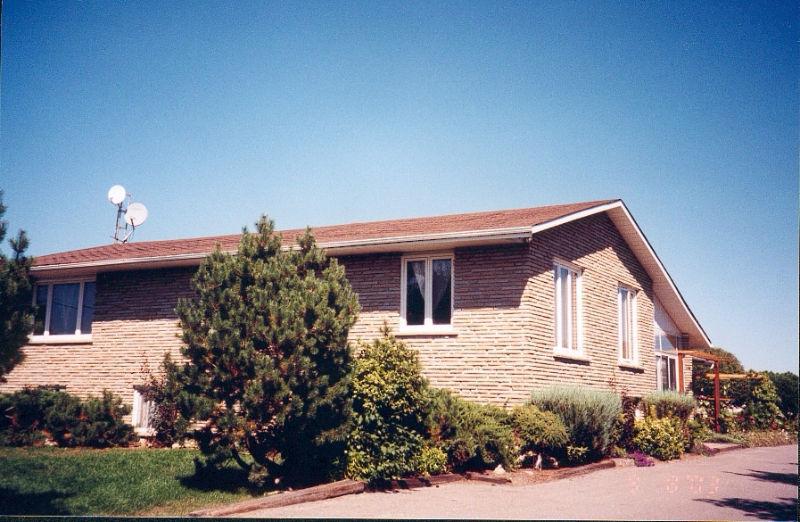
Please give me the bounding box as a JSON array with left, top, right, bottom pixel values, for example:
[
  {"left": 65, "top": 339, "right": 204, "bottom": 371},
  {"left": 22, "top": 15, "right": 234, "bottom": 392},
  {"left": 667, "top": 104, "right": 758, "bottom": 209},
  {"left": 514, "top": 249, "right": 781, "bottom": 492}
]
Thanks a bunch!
[
  {"left": 427, "top": 388, "right": 515, "bottom": 472},
  {"left": 172, "top": 216, "right": 359, "bottom": 487},
  {"left": 509, "top": 404, "right": 568, "bottom": 457},
  {"left": 530, "top": 386, "right": 621, "bottom": 462}
]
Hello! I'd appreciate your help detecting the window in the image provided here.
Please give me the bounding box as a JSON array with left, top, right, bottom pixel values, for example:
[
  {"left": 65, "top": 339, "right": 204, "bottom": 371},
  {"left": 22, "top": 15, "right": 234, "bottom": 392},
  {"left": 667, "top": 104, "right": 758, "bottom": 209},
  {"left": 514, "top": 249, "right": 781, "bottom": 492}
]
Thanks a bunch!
[
  {"left": 656, "top": 353, "right": 678, "bottom": 391},
  {"left": 554, "top": 262, "right": 582, "bottom": 353},
  {"left": 618, "top": 286, "right": 638, "bottom": 363},
  {"left": 32, "top": 280, "right": 96, "bottom": 339},
  {"left": 131, "top": 389, "right": 155, "bottom": 434},
  {"left": 401, "top": 255, "right": 453, "bottom": 329}
]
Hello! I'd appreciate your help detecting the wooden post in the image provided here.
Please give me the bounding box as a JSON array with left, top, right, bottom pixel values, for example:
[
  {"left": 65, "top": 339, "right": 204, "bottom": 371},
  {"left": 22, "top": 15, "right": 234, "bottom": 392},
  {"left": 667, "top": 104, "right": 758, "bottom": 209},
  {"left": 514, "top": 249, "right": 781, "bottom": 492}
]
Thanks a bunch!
[
  {"left": 714, "top": 362, "right": 721, "bottom": 432},
  {"left": 677, "top": 352, "right": 684, "bottom": 393}
]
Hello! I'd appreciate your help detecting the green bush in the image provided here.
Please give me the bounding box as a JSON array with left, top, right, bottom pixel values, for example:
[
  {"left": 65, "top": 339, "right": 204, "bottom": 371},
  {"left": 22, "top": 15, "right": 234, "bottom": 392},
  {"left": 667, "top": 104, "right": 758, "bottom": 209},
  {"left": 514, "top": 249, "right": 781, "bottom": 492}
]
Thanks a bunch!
[
  {"left": 742, "top": 376, "right": 784, "bottom": 430},
  {"left": 530, "top": 386, "right": 621, "bottom": 462},
  {"left": 141, "top": 354, "right": 190, "bottom": 447},
  {"left": 565, "top": 445, "right": 589, "bottom": 464},
  {"left": 346, "top": 331, "right": 430, "bottom": 484},
  {"left": 0, "top": 388, "right": 61, "bottom": 446},
  {"left": 427, "top": 388, "right": 515, "bottom": 472},
  {"left": 0, "top": 388, "right": 133, "bottom": 448},
  {"left": 411, "top": 444, "right": 447, "bottom": 476},
  {"left": 53, "top": 391, "right": 134, "bottom": 448},
  {"left": 685, "top": 418, "right": 712, "bottom": 451},
  {"left": 632, "top": 416, "right": 684, "bottom": 460},
  {"left": 764, "top": 371, "right": 799, "bottom": 420},
  {"left": 611, "top": 394, "right": 640, "bottom": 451},
  {"left": 641, "top": 391, "right": 696, "bottom": 422},
  {"left": 509, "top": 404, "right": 568, "bottom": 457}
]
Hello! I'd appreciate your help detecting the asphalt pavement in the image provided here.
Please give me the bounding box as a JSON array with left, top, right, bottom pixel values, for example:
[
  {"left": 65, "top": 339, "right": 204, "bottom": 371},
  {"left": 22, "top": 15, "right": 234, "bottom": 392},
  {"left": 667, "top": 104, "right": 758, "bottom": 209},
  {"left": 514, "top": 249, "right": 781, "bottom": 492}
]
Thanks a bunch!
[{"left": 238, "top": 444, "right": 798, "bottom": 520}]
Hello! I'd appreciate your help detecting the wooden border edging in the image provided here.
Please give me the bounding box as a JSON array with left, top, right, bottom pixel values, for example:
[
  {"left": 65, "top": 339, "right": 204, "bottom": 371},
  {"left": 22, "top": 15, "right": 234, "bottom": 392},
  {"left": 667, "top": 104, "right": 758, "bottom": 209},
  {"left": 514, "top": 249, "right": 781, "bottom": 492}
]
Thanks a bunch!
[
  {"left": 189, "top": 479, "right": 366, "bottom": 517},
  {"left": 464, "top": 471, "right": 512, "bottom": 484},
  {"left": 552, "top": 459, "right": 615, "bottom": 479}
]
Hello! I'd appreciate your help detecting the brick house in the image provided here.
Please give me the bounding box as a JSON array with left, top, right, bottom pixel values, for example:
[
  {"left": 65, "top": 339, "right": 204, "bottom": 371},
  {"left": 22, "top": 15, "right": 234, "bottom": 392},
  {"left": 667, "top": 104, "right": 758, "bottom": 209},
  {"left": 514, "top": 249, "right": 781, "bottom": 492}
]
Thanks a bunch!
[{"left": 0, "top": 199, "right": 711, "bottom": 431}]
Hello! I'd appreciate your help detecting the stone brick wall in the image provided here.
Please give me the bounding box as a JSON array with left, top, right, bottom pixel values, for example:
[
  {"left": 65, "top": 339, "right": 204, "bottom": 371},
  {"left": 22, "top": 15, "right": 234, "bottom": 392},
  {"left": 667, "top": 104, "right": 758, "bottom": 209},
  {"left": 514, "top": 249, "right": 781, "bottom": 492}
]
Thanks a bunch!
[
  {"left": 0, "top": 268, "right": 194, "bottom": 406},
  {"left": 1, "top": 213, "right": 685, "bottom": 408}
]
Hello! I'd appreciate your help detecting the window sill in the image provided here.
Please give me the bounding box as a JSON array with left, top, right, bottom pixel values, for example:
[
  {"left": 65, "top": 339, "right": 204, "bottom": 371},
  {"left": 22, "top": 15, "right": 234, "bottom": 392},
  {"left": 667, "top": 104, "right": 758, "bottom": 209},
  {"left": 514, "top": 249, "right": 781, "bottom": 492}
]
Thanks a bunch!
[
  {"left": 29, "top": 334, "right": 93, "bottom": 345},
  {"left": 397, "top": 326, "right": 458, "bottom": 337},
  {"left": 553, "top": 348, "right": 591, "bottom": 363},
  {"left": 618, "top": 361, "right": 644, "bottom": 371}
]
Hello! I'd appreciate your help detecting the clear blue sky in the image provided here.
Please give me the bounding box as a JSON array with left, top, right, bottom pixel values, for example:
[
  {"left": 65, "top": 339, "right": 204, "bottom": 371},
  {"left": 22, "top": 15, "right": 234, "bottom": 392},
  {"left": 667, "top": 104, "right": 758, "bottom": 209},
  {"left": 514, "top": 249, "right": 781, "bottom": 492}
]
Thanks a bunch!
[{"left": 2, "top": 1, "right": 797, "bottom": 372}]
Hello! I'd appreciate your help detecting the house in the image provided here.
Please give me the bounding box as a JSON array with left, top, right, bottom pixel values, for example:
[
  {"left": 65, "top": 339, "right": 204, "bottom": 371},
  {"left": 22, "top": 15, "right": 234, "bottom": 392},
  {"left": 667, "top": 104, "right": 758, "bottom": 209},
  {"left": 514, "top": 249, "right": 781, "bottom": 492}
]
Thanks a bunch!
[{"left": 0, "top": 199, "right": 711, "bottom": 431}]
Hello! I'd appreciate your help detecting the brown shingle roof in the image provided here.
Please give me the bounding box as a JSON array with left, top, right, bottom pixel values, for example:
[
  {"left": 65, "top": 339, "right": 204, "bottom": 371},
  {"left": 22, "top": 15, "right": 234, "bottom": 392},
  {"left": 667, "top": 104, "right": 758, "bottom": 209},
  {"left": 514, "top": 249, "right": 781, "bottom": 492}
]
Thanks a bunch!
[{"left": 33, "top": 199, "right": 615, "bottom": 268}]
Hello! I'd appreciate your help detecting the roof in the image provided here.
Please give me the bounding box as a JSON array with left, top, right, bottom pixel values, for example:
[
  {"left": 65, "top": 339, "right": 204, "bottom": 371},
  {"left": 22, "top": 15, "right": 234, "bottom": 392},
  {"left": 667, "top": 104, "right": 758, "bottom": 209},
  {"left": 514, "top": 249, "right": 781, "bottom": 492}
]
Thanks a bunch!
[
  {"left": 33, "top": 199, "right": 613, "bottom": 268},
  {"left": 29, "top": 198, "right": 712, "bottom": 349}
]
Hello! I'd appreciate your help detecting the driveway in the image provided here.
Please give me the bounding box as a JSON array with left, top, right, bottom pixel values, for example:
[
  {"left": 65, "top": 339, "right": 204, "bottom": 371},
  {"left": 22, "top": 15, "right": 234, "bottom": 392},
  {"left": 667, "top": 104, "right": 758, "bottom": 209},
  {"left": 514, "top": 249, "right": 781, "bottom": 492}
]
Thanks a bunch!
[{"left": 239, "top": 444, "right": 798, "bottom": 520}]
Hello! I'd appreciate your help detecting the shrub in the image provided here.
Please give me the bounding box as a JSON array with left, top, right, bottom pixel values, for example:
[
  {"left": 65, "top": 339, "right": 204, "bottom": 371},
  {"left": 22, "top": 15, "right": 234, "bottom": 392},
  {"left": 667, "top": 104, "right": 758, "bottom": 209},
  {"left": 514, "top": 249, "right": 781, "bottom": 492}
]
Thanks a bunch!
[
  {"left": 427, "top": 388, "right": 515, "bottom": 472},
  {"left": 0, "top": 388, "right": 133, "bottom": 448},
  {"left": 346, "top": 331, "right": 429, "bottom": 484},
  {"left": 739, "top": 429, "right": 797, "bottom": 448},
  {"left": 641, "top": 391, "right": 695, "bottom": 423},
  {"left": 173, "top": 217, "right": 359, "bottom": 487},
  {"left": 764, "top": 371, "right": 799, "bottom": 420},
  {"left": 0, "top": 387, "right": 60, "bottom": 446},
  {"left": 509, "top": 404, "right": 568, "bottom": 457},
  {"left": 632, "top": 416, "right": 684, "bottom": 460},
  {"left": 611, "top": 393, "right": 640, "bottom": 451},
  {"left": 530, "top": 386, "right": 621, "bottom": 462},
  {"left": 742, "top": 376, "right": 784, "bottom": 430},
  {"left": 411, "top": 444, "right": 448, "bottom": 477},
  {"left": 140, "top": 354, "right": 190, "bottom": 447},
  {"left": 628, "top": 450, "right": 655, "bottom": 467},
  {"left": 684, "top": 418, "right": 712, "bottom": 451}
]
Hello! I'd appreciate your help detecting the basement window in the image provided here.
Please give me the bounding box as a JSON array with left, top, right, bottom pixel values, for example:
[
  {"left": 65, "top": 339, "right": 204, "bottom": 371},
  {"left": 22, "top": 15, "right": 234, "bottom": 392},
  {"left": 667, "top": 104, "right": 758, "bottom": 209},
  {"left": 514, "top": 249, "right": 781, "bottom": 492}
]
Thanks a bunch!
[
  {"left": 400, "top": 254, "right": 454, "bottom": 333},
  {"left": 132, "top": 388, "right": 155, "bottom": 435},
  {"left": 30, "top": 279, "right": 95, "bottom": 343}
]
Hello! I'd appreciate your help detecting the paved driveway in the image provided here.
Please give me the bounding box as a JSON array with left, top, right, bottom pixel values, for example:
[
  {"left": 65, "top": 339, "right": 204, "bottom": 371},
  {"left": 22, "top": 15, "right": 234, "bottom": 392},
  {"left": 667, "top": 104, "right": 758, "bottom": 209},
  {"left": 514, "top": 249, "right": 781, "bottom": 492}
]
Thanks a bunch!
[{"left": 240, "top": 444, "right": 798, "bottom": 520}]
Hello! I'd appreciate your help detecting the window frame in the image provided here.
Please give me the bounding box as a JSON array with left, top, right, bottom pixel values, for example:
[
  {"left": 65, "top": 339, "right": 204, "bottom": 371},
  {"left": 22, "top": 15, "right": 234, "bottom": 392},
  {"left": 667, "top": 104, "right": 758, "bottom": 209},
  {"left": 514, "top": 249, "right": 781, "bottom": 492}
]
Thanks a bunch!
[
  {"left": 30, "top": 278, "right": 96, "bottom": 344},
  {"left": 655, "top": 353, "right": 678, "bottom": 391},
  {"left": 552, "top": 260, "right": 584, "bottom": 357},
  {"left": 399, "top": 253, "right": 455, "bottom": 334},
  {"left": 617, "top": 284, "right": 639, "bottom": 365}
]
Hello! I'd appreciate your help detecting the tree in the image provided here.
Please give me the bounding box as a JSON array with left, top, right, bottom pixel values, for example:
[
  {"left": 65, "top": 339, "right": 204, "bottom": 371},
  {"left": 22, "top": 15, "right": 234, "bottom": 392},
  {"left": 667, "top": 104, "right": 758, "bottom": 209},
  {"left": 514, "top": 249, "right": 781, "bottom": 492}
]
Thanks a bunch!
[
  {"left": 0, "top": 190, "right": 34, "bottom": 381},
  {"left": 172, "top": 216, "right": 359, "bottom": 487},
  {"left": 764, "top": 371, "right": 799, "bottom": 421},
  {"left": 691, "top": 346, "right": 748, "bottom": 404}
]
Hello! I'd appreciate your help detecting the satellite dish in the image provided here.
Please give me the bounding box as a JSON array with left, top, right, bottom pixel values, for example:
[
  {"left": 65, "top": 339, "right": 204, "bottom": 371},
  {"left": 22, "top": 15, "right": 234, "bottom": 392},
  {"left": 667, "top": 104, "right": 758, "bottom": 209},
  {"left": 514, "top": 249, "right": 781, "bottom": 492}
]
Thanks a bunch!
[
  {"left": 107, "top": 185, "right": 127, "bottom": 205},
  {"left": 124, "top": 202, "right": 148, "bottom": 227}
]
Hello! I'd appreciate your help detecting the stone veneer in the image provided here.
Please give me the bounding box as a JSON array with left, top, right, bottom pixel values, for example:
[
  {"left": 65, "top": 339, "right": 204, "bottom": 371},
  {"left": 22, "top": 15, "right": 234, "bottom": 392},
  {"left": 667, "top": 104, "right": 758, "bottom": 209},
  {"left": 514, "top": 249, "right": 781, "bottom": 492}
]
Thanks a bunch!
[{"left": 1, "top": 214, "right": 692, "bottom": 408}]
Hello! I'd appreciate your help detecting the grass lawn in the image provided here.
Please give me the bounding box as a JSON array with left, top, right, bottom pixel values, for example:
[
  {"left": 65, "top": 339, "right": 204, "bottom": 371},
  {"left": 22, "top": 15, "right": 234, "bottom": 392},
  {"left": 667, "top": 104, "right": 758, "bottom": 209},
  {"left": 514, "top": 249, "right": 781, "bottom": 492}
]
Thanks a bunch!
[{"left": 0, "top": 447, "right": 262, "bottom": 516}]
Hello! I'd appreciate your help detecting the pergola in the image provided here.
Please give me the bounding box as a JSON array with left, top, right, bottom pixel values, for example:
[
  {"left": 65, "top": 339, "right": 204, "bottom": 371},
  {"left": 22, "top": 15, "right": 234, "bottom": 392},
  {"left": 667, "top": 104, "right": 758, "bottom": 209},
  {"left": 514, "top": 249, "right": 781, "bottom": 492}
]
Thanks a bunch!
[{"left": 675, "top": 349, "right": 722, "bottom": 431}]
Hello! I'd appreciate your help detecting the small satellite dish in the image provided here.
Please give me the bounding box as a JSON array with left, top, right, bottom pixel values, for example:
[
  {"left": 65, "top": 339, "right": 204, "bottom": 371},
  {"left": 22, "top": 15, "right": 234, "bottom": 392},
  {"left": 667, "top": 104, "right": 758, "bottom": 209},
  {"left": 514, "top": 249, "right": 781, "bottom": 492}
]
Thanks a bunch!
[
  {"left": 107, "top": 185, "right": 127, "bottom": 205},
  {"left": 124, "top": 202, "right": 148, "bottom": 227}
]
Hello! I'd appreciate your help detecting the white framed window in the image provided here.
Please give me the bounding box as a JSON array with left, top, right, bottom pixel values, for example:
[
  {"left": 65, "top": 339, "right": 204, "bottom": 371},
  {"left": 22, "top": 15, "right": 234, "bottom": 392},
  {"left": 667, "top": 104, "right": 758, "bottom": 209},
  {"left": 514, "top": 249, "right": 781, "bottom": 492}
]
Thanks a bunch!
[
  {"left": 656, "top": 353, "right": 678, "bottom": 391},
  {"left": 31, "top": 279, "right": 96, "bottom": 343},
  {"left": 400, "top": 254, "right": 454, "bottom": 332},
  {"left": 553, "top": 261, "right": 583, "bottom": 354},
  {"left": 132, "top": 388, "right": 155, "bottom": 435},
  {"left": 618, "top": 285, "right": 638, "bottom": 364}
]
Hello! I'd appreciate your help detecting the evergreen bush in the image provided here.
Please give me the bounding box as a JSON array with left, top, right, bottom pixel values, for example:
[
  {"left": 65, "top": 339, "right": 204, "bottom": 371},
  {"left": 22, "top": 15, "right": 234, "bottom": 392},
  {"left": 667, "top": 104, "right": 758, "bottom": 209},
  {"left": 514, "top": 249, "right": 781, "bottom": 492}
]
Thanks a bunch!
[
  {"left": 509, "top": 404, "right": 568, "bottom": 457},
  {"left": 427, "top": 388, "right": 515, "bottom": 471},
  {"left": 171, "top": 216, "right": 359, "bottom": 487},
  {"left": 641, "top": 391, "right": 695, "bottom": 422},
  {"left": 346, "top": 329, "right": 430, "bottom": 484},
  {"left": 530, "top": 386, "right": 621, "bottom": 462}
]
